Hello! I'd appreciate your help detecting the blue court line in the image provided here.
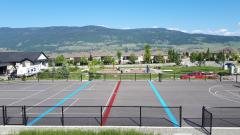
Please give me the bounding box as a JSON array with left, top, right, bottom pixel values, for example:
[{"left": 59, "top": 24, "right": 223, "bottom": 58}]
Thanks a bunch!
[
  {"left": 148, "top": 80, "right": 179, "bottom": 127},
  {"left": 27, "top": 81, "right": 92, "bottom": 126}
]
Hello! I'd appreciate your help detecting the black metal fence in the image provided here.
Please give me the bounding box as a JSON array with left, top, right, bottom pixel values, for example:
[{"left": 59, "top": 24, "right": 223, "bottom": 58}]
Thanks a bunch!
[
  {"left": 202, "top": 106, "right": 240, "bottom": 135},
  {"left": 3, "top": 72, "right": 240, "bottom": 83},
  {"left": 202, "top": 106, "right": 213, "bottom": 135},
  {"left": 0, "top": 106, "right": 182, "bottom": 127}
]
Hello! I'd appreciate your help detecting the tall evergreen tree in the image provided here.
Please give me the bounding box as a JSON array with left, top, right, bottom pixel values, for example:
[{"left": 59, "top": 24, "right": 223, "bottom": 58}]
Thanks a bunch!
[{"left": 143, "top": 44, "right": 152, "bottom": 63}]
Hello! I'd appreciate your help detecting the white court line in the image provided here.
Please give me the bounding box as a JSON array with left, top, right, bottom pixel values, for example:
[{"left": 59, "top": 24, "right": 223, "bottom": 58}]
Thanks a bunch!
[
  {"left": 215, "top": 91, "right": 240, "bottom": 100},
  {"left": 102, "top": 81, "right": 119, "bottom": 115},
  {"left": 8, "top": 84, "right": 59, "bottom": 106},
  {"left": 26, "top": 112, "right": 98, "bottom": 115},
  {"left": 0, "top": 97, "right": 104, "bottom": 100},
  {"left": 209, "top": 85, "right": 240, "bottom": 104},
  {"left": 0, "top": 90, "right": 43, "bottom": 92},
  {"left": 63, "top": 98, "right": 80, "bottom": 112},
  {"left": 26, "top": 82, "right": 77, "bottom": 110}
]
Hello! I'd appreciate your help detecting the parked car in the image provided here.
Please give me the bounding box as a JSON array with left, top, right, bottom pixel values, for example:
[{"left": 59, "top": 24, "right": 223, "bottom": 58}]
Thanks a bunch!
[{"left": 180, "top": 72, "right": 218, "bottom": 79}]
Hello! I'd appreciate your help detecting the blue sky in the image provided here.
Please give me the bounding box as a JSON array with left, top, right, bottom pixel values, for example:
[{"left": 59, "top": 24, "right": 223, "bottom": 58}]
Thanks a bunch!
[{"left": 0, "top": 0, "right": 240, "bottom": 35}]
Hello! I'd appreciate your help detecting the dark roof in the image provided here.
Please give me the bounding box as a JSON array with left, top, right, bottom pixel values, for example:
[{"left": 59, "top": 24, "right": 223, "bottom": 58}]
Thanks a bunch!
[{"left": 0, "top": 52, "right": 47, "bottom": 63}]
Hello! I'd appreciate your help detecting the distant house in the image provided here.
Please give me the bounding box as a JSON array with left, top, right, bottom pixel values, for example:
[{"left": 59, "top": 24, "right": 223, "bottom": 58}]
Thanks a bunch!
[{"left": 0, "top": 52, "right": 48, "bottom": 77}]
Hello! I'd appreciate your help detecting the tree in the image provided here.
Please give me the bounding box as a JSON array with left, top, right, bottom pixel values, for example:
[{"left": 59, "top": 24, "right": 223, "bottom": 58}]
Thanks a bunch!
[
  {"left": 143, "top": 44, "right": 152, "bottom": 63},
  {"left": 55, "top": 55, "right": 66, "bottom": 66},
  {"left": 168, "top": 49, "right": 181, "bottom": 65},
  {"left": 116, "top": 51, "right": 122, "bottom": 64},
  {"left": 153, "top": 48, "right": 163, "bottom": 63},
  {"left": 89, "top": 53, "right": 93, "bottom": 61},
  {"left": 129, "top": 53, "right": 138, "bottom": 64},
  {"left": 216, "top": 51, "right": 226, "bottom": 69},
  {"left": 190, "top": 52, "right": 198, "bottom": 63},
  {"left": 196, "top": 52, "right": 205, "bottom": 66},
  {"left": 112, "top": 58, "right": 116, "bottom": 69},
  {"left": 205, "top": 48, "right": 211, "bottom": 61},
  {"left": 102, "top": 56, "right": 113, "bottom": 65},
  {"left": 79, "top": 57, "right": 88, "bottom": 65},
  {"left": 168, "top": 49, "right": 175, "bottom": 62}
]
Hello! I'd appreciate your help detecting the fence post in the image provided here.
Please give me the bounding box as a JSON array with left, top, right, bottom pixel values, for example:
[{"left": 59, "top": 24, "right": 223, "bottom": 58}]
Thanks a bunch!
[
  {"left": 150, "top": 73, "right": 152, "bottom": 81},
  {"left": 104, "top": 73, "right": 106, "bottom": 81},
  {"left": 22, "top": 106, "right": 27, "bottom": 126},
  {"left": 4, "top": 106, "right": 7, "bottom": 125},
  {"left": 179, "top": 106, "right": 182, "bottom": 127},
  {"left": 220, "top": 74, "right": 222, "bottom": 82},
  {"left": 202, "top": 106, "right": 205, "bottom": 127},
  {"left": 80, "top": 73, "right": 82, "bottom": 82},
  {"left": 66, "top": 74, "right": 69, "bottom": 82},
  {"left": 88, "top": 72, "right": 92, "bottom": 81},
  {"left": 236, "top": 74, "right": 238, "bottom": 83},
  {"left": 209, "top": 113, "right": 213, "bottom": 135},
  {"left": 100, "top": 106, "right": 103, "bottom": 126},
  {"left": 174, "top": 72, "right": 176, "bottom": 80},
  {"left": 139, "top": 106, "right": 142, "bottom": 126},
  {"left": 52, "top": 72, "right": 54, "bottom": 83},
  {"left": 158, "top": 73, "right": 162, "bottom": 82},
  {"left": 61, "top": 106, "right": 64, "bottom": 126},
  {"left": 37, "top": 73, "right": 40, "bottom": 83},
  {"left": 2, "top": 105, "right": 5, "bottom": 126},
  {"left": 135, "top": 73, "right": 136, "bottom": 81}
]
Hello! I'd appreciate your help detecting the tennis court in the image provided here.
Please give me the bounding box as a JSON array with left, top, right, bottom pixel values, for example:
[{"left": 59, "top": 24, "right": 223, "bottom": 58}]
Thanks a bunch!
[{"left": 0, "top": 78, "right": 239, "bottom": 129}]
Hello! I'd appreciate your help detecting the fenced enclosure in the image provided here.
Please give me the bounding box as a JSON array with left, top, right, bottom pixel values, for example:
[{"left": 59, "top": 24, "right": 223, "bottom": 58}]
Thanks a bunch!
[
  {"left": 0, "top": 106, "right": 182, "bottom": 127},
  {"left": 202, "top": 106, "right": 240, "bottom": 135}
]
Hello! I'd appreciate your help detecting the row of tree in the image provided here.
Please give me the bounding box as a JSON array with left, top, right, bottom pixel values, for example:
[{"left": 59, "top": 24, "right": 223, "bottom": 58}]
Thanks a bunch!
[{"left": 190, "top": 48, "right": 240, "bottom": 66}]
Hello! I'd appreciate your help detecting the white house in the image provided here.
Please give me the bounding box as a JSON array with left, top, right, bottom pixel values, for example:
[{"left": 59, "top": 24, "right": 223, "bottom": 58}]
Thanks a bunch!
[{"left": 0, "top": 52, "right": 48, "bottom": 77}]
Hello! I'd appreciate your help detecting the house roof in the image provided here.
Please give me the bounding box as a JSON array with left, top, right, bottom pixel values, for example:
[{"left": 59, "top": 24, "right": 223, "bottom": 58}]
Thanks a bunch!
[{"left": 0, "top": 52, "right": 47, "bottom": 63}]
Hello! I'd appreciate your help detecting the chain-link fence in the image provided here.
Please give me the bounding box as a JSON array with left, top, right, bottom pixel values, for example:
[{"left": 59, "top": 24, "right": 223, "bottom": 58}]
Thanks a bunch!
[
  {"left": 1, "top": 106, "right": 182, "bottom": 127},
  {"left": 202, "top": 106, "right": 213, "bottom": 135},
  {"left": 2, "top": 72, "right": 239, "bottom": 83},
  {"left": 202, "top": 106, "right": 240, "bottom": 135}
]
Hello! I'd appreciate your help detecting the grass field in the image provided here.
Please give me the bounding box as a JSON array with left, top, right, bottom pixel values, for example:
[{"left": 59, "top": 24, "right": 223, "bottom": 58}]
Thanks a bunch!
[{"left": 11, "top": 129, "right": 155, "bottom": 135}]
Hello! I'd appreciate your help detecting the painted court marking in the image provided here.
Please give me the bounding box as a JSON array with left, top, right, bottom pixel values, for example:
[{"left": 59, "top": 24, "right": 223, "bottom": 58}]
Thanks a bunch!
[
  {"left": 148, "top": 80, "right": 179, "bottom": 127},
  {"left": 27, "top": 81, "right": 92, "bottom": 126},
  {"left": 101, "top": 80, "right": 121, "bottom": 126}
]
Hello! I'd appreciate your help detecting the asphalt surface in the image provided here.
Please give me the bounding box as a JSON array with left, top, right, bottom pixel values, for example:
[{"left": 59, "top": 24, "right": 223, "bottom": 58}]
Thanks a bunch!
[{"left": 0, "top": 80, "right": 239, "bottom": 127}]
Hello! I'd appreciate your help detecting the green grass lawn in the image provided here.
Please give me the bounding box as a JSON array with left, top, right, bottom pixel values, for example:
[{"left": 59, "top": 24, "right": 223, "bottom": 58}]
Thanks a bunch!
[{"left": 12, "top": 129, "right": 155, "bottom": 135}]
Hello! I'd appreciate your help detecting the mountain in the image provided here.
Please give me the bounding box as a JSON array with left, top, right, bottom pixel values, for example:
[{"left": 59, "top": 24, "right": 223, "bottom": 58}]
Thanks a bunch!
[{"left": 0, "top": 25, "right": 240, "bottom": 52}]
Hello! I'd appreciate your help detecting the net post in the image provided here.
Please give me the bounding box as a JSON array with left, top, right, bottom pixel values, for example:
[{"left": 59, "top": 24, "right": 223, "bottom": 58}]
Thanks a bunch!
[
  {"left": 61, "top": 106, "right": 64, "bottom": 126},
  {"left": 135, "top": 73, "right": 136, "bottom": 81},
  {"left": 2, "top": 105, "right": 5, "bottom": 126},
  {"left": 202, "top": 106, "right": 205, "bottom": 127},
  {"left": 100, "top": 106, "right": 103, "bottom": 126},
  {"left": 139, "top": 106, "right": 142, "bottom": 126},
  {"left": 179, "top": 106, "right": 182, "bottom": 127}
]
